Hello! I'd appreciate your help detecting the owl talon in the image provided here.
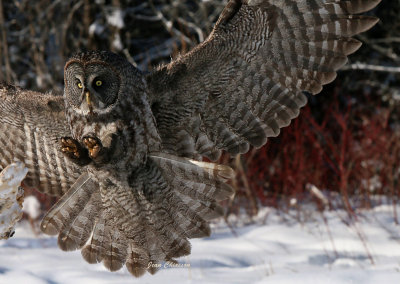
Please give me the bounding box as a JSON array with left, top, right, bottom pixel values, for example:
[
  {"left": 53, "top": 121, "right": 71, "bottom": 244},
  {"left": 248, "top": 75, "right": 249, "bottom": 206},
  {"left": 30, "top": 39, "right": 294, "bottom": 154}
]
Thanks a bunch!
[
  {"left": 83, "top": 137, "right": 102, "bottom": 159},
  {"left": 60, "top": 137, "right": 81, "bottom": 159}
]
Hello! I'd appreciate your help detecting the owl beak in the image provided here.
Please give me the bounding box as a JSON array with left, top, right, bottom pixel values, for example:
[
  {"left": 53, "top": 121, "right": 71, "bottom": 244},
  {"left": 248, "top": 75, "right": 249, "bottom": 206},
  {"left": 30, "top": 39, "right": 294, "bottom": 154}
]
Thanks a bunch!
[{"left": 85, "top": 91, "right": 94, "bottom": 115}]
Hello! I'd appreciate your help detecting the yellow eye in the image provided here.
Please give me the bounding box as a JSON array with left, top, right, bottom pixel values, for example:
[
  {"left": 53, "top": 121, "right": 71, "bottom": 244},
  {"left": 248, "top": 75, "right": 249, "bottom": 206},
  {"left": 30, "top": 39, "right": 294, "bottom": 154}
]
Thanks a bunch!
[
  {"left": 95, "top": 80, "right": 102, "bottom": 87},
  {"left": 77, "top": 82, "right": 83, "bottom": 89}
]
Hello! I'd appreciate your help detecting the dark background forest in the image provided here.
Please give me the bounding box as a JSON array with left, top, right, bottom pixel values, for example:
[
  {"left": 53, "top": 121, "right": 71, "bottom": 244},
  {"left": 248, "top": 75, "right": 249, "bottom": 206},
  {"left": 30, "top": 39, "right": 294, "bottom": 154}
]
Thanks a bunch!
[{"left": 0, "top": 0, "right": 399, "bottom": 221}]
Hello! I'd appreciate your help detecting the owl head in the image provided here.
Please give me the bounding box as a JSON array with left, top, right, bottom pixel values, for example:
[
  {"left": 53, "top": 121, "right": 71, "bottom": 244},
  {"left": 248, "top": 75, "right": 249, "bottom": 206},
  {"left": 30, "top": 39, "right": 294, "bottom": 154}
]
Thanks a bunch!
[
  {"left": 64, "top": 50, "right": 144, "bottom": 117},
  {"left": 63, "top": 51, "right": 158, "bottom": 162}
]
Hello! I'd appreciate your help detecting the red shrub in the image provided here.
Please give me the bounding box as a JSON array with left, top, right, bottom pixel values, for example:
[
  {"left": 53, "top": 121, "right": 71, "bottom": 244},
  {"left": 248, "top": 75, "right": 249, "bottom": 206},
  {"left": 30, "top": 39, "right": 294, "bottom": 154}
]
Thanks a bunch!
[{"left": 231, "top": 93, "right": 400, "bottom": 218}]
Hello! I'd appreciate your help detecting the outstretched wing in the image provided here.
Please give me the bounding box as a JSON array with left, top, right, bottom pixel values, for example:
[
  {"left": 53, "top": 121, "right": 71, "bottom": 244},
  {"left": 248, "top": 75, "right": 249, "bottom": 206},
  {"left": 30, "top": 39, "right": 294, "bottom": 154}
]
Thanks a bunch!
[
  {"left": 147, "top": 0, "right": 381, "bottom": 160},
  {"left": 0, "top": 84, "right": 81, "bottom": 196}
]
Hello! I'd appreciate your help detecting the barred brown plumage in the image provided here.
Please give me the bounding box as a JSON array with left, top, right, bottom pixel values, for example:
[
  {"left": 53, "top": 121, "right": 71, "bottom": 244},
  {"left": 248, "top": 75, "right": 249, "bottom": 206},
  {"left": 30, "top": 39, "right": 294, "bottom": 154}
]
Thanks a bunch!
[
  {"left": 149, "top": 0, "right": 381, "bottom": 161},
  {"left": 0, "top": 0, "right": 380, "bottom": 277}
]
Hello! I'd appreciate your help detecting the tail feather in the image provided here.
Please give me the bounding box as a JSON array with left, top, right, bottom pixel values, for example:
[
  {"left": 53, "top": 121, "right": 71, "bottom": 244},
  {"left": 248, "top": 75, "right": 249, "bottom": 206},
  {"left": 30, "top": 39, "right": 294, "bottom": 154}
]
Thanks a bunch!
[
  {"left": 130, "top": 165, "right": 193, "bottom": 258},
  {"left": 151, "top": 153, "right": 235, "bottom": 201},
  {"left": 126, "top": 244, "right": 148, "bottom": 277},
  {"left": 57, "top": 193, "right": 100, "bottom": 251},
  {"left": 41, "top": 153, "right": 235, "bottom": 278},
  {"left": 175, "top": 190, "right": 224, "bottom": 220},
  {"left": 40, "top": 173, "right": 98, "bottom": 239},
  {"left": 103, "top": 173, "right": 190, "bottom": 268},
  {"left": 150, "top": 152, "right": 234, "bottom": 184},
  {"left": 81, "top": 215, "right": 128, "bottom": 271},
  {"left": 81, "top": 217, "right": 108, "bottom": 264},
  {"left": 150, "top": 153, "right": 234, "bottom": 237},
  {"left": 102, "top": 228, "right": 128, "bottom": 272}
]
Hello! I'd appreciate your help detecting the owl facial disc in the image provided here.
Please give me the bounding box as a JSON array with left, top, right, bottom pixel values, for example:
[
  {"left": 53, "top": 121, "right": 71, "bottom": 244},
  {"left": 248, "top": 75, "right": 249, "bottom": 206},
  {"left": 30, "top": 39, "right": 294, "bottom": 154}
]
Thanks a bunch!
[{"left": 64, "top": 61, "right": 120, "bottom": 116}]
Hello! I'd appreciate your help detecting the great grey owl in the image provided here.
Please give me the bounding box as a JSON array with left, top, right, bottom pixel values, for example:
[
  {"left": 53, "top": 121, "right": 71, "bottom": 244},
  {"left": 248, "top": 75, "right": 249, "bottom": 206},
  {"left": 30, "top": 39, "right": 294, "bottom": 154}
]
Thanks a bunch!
[{"left": 0, "top": 0, "right": 380, "bottom": 277}]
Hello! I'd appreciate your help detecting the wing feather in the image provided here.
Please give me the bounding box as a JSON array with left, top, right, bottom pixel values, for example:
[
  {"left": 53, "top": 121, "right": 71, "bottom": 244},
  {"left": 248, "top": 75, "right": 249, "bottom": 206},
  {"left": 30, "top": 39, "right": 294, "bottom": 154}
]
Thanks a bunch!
[
  {"left": 147, "top": 0, "right": 380, "bottom": 159},
  {"left": 0, "top": 84, "right": 80, "bottom": 196}
]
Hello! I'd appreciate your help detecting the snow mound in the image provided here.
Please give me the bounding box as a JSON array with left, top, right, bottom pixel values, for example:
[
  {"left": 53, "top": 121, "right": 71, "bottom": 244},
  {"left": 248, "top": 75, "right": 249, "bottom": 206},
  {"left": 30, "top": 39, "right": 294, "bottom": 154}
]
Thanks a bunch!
[
  {"left": 0, "top": 162, "right": 28, "bottom": 240},
  {"left": 1, "top": 203, "right": 400, "bottom": 283}
]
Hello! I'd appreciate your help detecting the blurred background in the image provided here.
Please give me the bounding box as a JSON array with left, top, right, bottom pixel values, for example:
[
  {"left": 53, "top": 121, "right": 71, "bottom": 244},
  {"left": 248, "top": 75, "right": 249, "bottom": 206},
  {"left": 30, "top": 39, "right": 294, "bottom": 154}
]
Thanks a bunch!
[{"left": 0, "top": 0, "right": 399, "bottom": 224}]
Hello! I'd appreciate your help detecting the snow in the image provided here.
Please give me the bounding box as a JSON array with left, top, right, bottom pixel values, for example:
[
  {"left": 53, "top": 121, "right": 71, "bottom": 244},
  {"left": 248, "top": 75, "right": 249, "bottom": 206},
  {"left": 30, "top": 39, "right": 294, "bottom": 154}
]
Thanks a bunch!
[
  {"left": 89, "top": 22, "right": 105, "bottom": 36},
  {"left": 112, "top": 34, "right": 123, "bottom": 51},
  {"left": 0, "top": 204, "right": 400, "bottom": 283},
  {"left": 0, "top": 162, "right": 28, "bottom": 240},
  {"left": 106, "top": 9, "right": 124, "bottom": 29},
  {"left": 22, "top": 196, "right": 41, "bottom": 220}
]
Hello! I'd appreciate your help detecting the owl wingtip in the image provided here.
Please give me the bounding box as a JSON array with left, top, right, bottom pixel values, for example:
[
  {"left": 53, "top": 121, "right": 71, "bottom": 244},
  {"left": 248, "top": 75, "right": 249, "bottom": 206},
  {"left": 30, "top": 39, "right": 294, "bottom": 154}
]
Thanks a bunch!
[
  {"left": 369, "top": 0, "right": 383, "bottom": 11},
  {"left": 358, "top": 16, "right": 380, "bottom": 33},
  {"left": 40, "top": 220, "right": 59, "bottom": 235},
  {"left": 188, "top": 160, "right": 235, "bottom": 180}
]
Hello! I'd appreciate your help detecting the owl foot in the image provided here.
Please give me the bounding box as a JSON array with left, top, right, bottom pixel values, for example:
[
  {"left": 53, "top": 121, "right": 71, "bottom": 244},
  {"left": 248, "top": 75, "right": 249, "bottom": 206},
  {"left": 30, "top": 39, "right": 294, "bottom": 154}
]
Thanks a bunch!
[
  {"left": 82, "top": 136, "right": 102, "bottom": 159},
  {"left": 60, "top": 137, "right": 82, "bottom": 159}
]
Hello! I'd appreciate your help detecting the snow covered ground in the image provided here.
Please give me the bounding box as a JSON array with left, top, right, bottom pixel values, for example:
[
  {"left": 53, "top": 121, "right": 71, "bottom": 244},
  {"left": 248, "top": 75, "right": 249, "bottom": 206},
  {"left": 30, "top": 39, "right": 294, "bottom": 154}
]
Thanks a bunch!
[{"left": 1, "top": 204, "right": 400, "bottom": 284}]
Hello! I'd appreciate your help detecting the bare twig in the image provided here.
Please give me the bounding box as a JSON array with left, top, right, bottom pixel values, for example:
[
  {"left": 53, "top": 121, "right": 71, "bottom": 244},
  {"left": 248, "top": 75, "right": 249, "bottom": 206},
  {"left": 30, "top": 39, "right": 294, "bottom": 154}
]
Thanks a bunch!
[
  {"left": 235, "top": 155, "right": 259, "bottom": 216},
  {"left": 341, "top": 63, "right": 400, "bottom": 73},
  {"left": 61, "top": 0, "right": 83, "bottom": 54},
  {"left": 369, "top": 37, "right": 400, "bottom": 44},
  {"left": 358, "top": 35, "right": 400, "bottom": 63},
  {"left": 176, "top": 17, "right": 205, "bottom": 42},
  {"left": 148, "top": 0, "right": 193, "bottom": 45},
  {"left": 0, "top": 0, "right": 14, "bottom": 82}
]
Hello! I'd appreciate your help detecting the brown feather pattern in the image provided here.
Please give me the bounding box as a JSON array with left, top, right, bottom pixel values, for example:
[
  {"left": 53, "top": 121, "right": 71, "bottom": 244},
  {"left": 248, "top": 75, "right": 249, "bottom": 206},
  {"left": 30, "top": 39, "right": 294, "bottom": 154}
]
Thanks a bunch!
[
  {"left": 0, "top": 84, "right": 80, "bottom": 196},
  {"left": 148, "top": 0, "right": 381, "bottom": 160}
]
